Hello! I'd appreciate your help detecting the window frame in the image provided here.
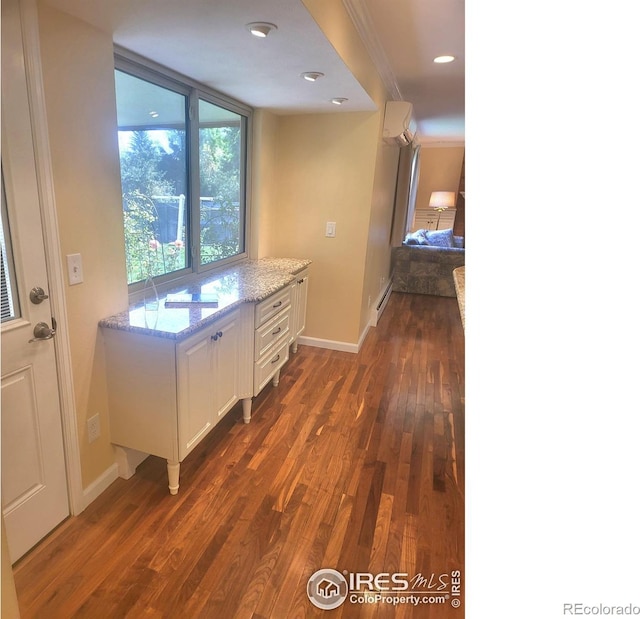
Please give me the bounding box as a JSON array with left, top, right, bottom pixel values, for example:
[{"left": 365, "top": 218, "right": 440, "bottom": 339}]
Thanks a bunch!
[{"left": 114, "top": 48, "right": 253, "bottom": 302}]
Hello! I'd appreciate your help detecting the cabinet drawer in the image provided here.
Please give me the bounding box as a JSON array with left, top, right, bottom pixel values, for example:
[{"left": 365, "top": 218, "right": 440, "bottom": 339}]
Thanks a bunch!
[
  {"left": 254, "top": 338, "right": 290, "bottom": 395},
  {"left": 255, "top": 287, "right": 291, "bottom": 328},
  {"left": 254, "top": 307, "right": 290, "bottom": 361}
]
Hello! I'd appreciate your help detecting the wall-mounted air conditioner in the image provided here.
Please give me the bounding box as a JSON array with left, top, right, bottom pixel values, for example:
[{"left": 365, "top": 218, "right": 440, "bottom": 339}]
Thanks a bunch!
[{"left": 383, "top": 101, "right": 416, "bottom": 146}]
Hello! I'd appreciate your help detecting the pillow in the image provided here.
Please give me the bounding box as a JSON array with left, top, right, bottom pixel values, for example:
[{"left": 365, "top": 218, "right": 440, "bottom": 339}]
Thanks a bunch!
[
  {"left": 423, "top": 228, "right": 454, "bottom": 248},
  {"left": 404, "top": 230, "right": 425, "bottom": 245}
]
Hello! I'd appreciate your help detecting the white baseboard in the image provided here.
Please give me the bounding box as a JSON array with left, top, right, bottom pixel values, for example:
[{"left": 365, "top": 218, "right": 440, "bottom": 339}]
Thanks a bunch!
[
  {"left": 297, "top": 335, "right": 360, "bottom": 354},
  {"left": 357, "top": 323, "right": 370, "bottom": 350},
  {"left": 297, "top": 319, "right": 374, "bottom": 355},
  {"left": 82, "top": 463, "right": 119, "bottom": 509},
  {"left": 297, "top": 285, "right": 393, "bottom": 355}
]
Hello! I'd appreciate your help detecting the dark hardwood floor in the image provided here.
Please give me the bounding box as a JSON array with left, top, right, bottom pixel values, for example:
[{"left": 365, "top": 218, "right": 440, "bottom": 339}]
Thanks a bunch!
[{"left": 12, "top": 292, "right": 465, "bottom": 618}]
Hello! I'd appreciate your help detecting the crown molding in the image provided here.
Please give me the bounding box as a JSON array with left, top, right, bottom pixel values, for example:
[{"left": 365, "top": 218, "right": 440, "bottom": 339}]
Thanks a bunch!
[{"left": 342, "top": 0, "right": 403, "bottom": 101}]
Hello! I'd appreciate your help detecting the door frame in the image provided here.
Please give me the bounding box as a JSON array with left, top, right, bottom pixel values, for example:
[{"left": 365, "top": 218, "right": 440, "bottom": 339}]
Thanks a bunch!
[{"left": 12, "top": 0, "right": 84, "bottom": 516}]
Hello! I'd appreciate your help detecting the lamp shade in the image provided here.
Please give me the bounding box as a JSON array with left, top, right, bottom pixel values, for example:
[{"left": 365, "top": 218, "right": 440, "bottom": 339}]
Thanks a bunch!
[{"left": 429, "top": 191, "right": 456, "bottom": 210}]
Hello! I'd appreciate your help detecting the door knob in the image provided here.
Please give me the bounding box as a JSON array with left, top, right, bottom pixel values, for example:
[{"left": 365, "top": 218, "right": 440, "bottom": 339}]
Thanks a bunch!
[
  {"left": 29, "top": 287, "right": 49, "bottom": 304},
  {"left": 29, "top": 322, "right": 56, "bottom": 343}
]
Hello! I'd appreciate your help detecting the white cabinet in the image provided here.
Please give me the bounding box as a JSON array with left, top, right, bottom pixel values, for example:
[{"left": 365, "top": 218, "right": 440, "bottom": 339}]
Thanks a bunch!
[
  {"left": 102, "top": 266, "right": 311, "bottom": 495},
  {"left": 252, "top": 287, "right": 292, "bottom": 397},
  {"left": 177, "top": 308, "right": 251, "bottom": 461},
  {"left": 436, "top": 209, "right": 456, "bottom": 230},
  {"left": 289, "top": 268, "right": 309, "bottom": 353},
  {"left": 422, "top": 213, "right": 440, "bottom": 231},
  {"left": 414, "top": 209, "right": 456, "bottom": 231},
  {"left": 103, "top": 305, "right": 252, "bottom": 495}
]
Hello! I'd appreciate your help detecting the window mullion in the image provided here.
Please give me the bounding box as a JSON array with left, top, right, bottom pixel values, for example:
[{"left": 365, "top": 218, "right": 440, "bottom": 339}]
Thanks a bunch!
[{"left": 188, "top": 90, "right": 201, "bottom": 272}]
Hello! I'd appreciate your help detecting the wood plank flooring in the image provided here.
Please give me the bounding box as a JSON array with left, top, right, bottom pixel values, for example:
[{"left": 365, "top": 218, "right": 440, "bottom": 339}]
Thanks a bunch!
[{"left": 12, "top": 292, "right": 465, "bottom": 618}]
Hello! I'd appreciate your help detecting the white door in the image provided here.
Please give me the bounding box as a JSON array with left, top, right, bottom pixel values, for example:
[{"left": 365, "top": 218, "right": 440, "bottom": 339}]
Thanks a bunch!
[{"left": 1, "top": 0, "right": 70, "bottom": 563}]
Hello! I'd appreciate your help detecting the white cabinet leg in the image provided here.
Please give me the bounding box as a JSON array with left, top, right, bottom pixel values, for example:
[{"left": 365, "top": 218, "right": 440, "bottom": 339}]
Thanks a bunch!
[
  {"left": 242, "top": 397, "right": 252, "bottom": 424},
  {"left": 167, "top": 460, "right": 180, "bottom": 495},
  {"left": 292, "top": 339, "right": 299, "bottom": 353},
  {"left": 272, "top": 368, "right": 281, "bottom": 387}
]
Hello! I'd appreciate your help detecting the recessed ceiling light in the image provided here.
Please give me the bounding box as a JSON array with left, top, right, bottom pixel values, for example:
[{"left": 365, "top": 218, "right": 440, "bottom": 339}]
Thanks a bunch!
[
  {"left": 246, "top": 22, "right": 278, "bottom": 38},
  {"left": 433, "top": 55, "right": 455, "bottom": 64},
  {"left": 301, "top": 72, "right": 324, "bottom": 82},
  {"left": 331, "top": 98, "right": 348, "bottom": 105},
  {"left": 149, "top": 111, "right": 159, "bottom": 118}
]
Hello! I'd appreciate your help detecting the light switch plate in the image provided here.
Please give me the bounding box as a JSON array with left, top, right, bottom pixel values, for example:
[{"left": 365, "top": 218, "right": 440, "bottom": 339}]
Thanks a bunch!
[
  {"left": 67, "top": 253, "right": 83, "bottom": 285},
  {"left": 325, "top": 221, "right": 336, "bottom": 238}
]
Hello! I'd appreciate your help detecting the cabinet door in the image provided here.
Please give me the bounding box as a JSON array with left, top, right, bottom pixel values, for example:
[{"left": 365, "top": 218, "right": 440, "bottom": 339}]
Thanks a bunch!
[
  {"left": 424, "top": 216, "right": 438, "bottom": 230},
  {"left": 177, "top": 327, "right": 216, "bottom": 459},
  {"left": 288, "top": 280, "right": 297, "bottom": 346},
  {"left": 176, "top": 306, "right": 251, "bottom": 461},
  {"left": 294, "top": 273, "right": 308, "bottom": 339},
  {"left": 210, "top": 310, "right": 242, "bottom": 421},
  {"left": 437, "top": 210, "right": 456, "bottom": 230}
]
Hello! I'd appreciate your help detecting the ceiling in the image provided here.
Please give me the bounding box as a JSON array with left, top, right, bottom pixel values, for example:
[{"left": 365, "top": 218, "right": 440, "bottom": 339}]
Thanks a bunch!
[{"left": 42, "top": 0, "right": 464, "bottom": 146}]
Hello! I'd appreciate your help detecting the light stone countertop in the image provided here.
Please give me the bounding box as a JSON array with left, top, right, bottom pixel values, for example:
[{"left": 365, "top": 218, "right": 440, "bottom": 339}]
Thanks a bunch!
[
  {"left": 99, "top": 257, "right": 311, "bottom": 340},
  {"left": 453, "top": 266, "right": 465, "bottom": 330}
]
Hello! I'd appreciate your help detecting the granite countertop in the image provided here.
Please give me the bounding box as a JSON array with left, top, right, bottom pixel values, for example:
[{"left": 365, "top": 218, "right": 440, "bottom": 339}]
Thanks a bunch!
[
  {"left": 452, "top": 266, "right": 465, "bottom": 330},
  {"left": 99, "top": 257, "right": 311, "bottom": 340}
]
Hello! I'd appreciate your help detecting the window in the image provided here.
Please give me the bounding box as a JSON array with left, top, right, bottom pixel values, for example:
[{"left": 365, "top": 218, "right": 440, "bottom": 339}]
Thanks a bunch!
[
  {"left": 1, "top": 171, "right": 20, "bottom": 324},
  {"left": 198, "top": 98, "right": 245, "bottom": 268},
  {"left": 114, "top": 55, "right": 250, "bottom": 294}
]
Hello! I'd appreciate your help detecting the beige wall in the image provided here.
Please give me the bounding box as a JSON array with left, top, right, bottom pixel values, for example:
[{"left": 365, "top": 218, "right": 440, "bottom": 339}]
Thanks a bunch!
[
  {"left": 359, "top": 141, "right": 400, "bottom": 330},
  {"left": 303, "top": 0, "right": 400, "bottom": 339},
  {"left": 37, "top": 2, "right": 129, "bottom": 487},
  {"left": 257, "top": 111, "right": 381, "bottom": 344},
  {"left": 250, "top": 110, "right": 280, "bottom": 259},
  {"left": 253, "top": 105, "right": 399, "bottom": 345},
  {"left": 416, "top": 146, "right": 465, "bottom": 212}
]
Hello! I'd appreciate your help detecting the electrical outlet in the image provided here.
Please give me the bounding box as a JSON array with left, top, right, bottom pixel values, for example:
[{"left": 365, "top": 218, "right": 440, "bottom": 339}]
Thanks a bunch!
[{"left": 87, "top": 414, "right": 101, "bottom": 443}]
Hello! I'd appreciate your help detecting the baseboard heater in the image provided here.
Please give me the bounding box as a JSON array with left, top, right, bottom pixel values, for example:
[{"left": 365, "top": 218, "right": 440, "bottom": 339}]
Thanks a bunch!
[{"left": 371, "top": 280, "right": 393, "bottom": 327}]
